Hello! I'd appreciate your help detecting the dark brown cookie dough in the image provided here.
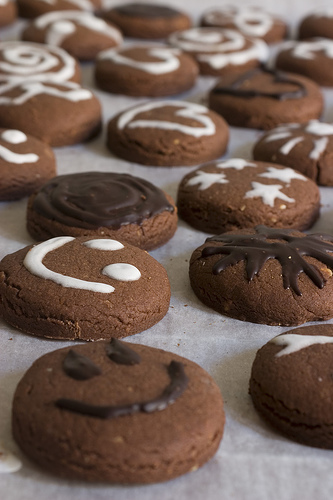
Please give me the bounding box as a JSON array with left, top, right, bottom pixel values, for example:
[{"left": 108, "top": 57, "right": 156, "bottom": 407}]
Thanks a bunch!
[
  {"left": 209, "top": 68, "right": 323, "bottom": 130},
  {"left": 107, "top": 100, "right": 229, "bottom": 167},
  {"left": 298, "top": 10, "right": 333, "bottom": 40},
  {"left": 0, "top": 129, "right": 56, "bottom": 201},
  {"left": 189, "top": 226, "right": 333, "bottom": 326},
  {"left": 250, "top": 324, "right": 333, "bottom": 449},
  {"left": 200, "top": 6, "right": 287, "bottom": 44},
  {"left": 22, "top": 11, "right": 123, "bottom": 62},
  {"left": 0, "top": 236, "right": 171, "bottom": 340},
  {"left": 253, "top": 120, "right": 333, "bottom": 186},
  {"left": 177, "top": 159, "right": 320, "bottom": 233},
  {"left": 17, "top": 0, "right": 101, "bottom": 19},
  {"left": 95, "top": 44, "right": 198, "bottom": 97},
  {"left": 101, "top": 2, "right": 191, "bottom": 39},
  {"left": 26, "top": 172, "right": 178, "bottom": 250},
  {"left": 0, "top": 0, "right": 17, "bottom": 27},
  {"left": 12, "top": 339, "right": 225, "bottom": 483},
  {"left": 168, "top": 27, "right": 269, "bottom": 77}
]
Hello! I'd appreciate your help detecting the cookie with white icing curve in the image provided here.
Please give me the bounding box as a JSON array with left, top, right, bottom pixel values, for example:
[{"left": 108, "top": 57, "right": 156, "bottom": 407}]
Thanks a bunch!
[
  {"left": 22, "top": 11, "right": 123, "bottom": 62},
  {"left": 107, "top": 100, "right": 229, "bottom": 167},
  {"left": 0, "top": 0, "right": 17, "bottom": 27},
  {"left": 95, "top": 45, "right": 198, "bottom": 97},
  {"left": 168, "top": 27, "right": 269, "bottom": 77},
  {"left": 177, "top": 159, "right": 320, "bottom": 233},
  {"left": 0, "top": 129, "right": 56, "bottom": 201},
  {"left": 17, "top": 0, "right": 101, "bottom": 19},
  {"left": 250, "top": 324, "right": 333, "bottom": 448},
  {"left": 0, "top": 80, "right": 101, "bottom": 147},
  {"left": 189, "top": 226, "right": 333, "bottom": 326},
  {"left": 0, "top": 236, "right": 171, "bottom": 340},
  {"left": 253, "top": 120, "right": 333, "bottom": 186},
  {"left": 298, "top": 9, "right": 333, "bottom": 40}
]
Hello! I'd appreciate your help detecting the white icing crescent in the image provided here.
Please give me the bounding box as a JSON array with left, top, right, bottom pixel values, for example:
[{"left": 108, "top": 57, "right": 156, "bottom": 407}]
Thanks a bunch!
[
  {"left": 245, "top": 182, "right": 295, "bottom": 207},
  {"left": 0, "top": 445, "right": 22, "bottom": 474},
  {"left": 197, "top": 38, "right": 268, "bottom": 69},
  {"left": 98, "top": 47, "right": 181, "bottom": 75},
  {"left": 216, "top": 158, "right": 256, "bottom": 170},
  {"left": 279, "top": 136, "right": 304, "bottom": 155},
  {"left": 38, "top": 0, "right": 94, "bottom": 10},
  {"left": 203, "top": 6, "right": 274, "bottom": 38},
  {"left": 309, "top": 137, "right": 329, "bottom": 160},
  {"left": 0, "top": 81, "right": 93, "bottom": 105},
  {"left": 1, "top": 130, "right": 27, "bottom": 144},
  {"left": 259, "top": 166, "right": 307, "bottom": 184},
  {"left": 271, "top": 333, "right": 333, "bottom": 357},
  {"left": 281, "top": 39, "right": 333, "bottom": 60},
  {"left": 117, "top": 101, "right": 216, "bottom": 138},
  {"left": 186, "top": 170, "right": 228, "bottom": 190},
  {"left": 103, "top": 263, "right": 141, "bottom": 282}
]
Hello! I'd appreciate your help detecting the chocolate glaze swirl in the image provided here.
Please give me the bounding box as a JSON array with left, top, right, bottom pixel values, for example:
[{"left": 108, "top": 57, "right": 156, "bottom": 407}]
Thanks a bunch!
[
  {"left": 114, "top": 4, "right": 180, "bottom": 18},
  {"left": 32, "top": 172, "right": 174, "bottom": 229}
]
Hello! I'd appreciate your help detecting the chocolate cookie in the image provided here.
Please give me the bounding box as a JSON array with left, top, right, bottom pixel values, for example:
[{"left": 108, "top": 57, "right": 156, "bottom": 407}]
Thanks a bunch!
[
  {"left": 0, "top": 80, "right": 101, "bottom": 147},
  {"left": 250, "top": 324, "right": 333, "bottom": 448},
  {"left": 0, "top": 129, "right": 56, "bottom": 201},
  {"left": 0, "top": 236, "right": 171, "bottom": 340},
  {"left": 168, "top": 27, "right": 268, "bottom": 77},
  {"left": 95, "top": 44, "right": 198, "bottom": 97},
  {"left": 298, "top": 9, "right": 333, "bottom": 40},
  {"left": 177, "top": 159, "right": 320, "bottom": 234},
  {"left": 12, "top": 339, "right": 224, "bottom": 483},
  {"left": 0, "top": 0, "right": 17, "bottom": 27},
  {"left": 101, "top": 2, "right": 191, "bottom": 39},
  {"left": 17, "top": 0, "right": 101, "bottom": 19},
  {"left": 189, "top": 226, "right": 333, "bottom": 326},
  {"left": 253, "top": 120, "right": 333, "bottom": 186},
  {"left": 22, "top": 11, "right": 123, "bottom": 62},
  {"left": 274, "top": 39, "right": 333, "bottom": 86},
  {"left": 209, "top": 68, "right": 323, "bottom": 130},
  {"left": 200, "top": 6, "right": 287, "bottom": 44},
  {"left": 107, "top": 100, "right": 229, "bottom": 167},
  {"left": 26, "top": 172, "right": 178, "bottom": 250}
]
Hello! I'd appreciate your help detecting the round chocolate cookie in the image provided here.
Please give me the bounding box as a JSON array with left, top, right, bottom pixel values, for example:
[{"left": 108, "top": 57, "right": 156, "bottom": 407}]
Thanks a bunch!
[
  {"left": 298, "top": 9, "right": 333, "bottom": 40},
  {"left": 101, "top": 2, "right": 191, "bottom": 39},
  {"left": 95, "top": 44, "right": 198, "bottom": 97},
  {"left": 0, "top": 80, "right": 101, "bottom": 147},
  {"left": 12, "top": 339, "right": 225, "bottom": 483},
  {"left": 0, "top": 0, "right": 17, "bottom": 27},
  {"left": 22, "top": 11, "right": 123, "bottom": 62},
  {"left": 0, "top": 129, "right": 56, "bottom": 201},
  {"left": 253, "top": 120, "right": 333, "bottom": 186},
  {"left": 250, "top": 324, "right": 333, "bottom": 448},
  {"left": 0, "top": 236, "right": 171, "bottom": 340},
  {"left": 189, "top": 226, "right": 333, "bottom": 326},
  {"left": 107, "top": 100, "right": 229, "bottom": 167},
  {"left": 209, "top": 68, "right": 323, "bottom": 130},
  {"left": 27, "top": 172, "right": 178, "bottom": 250},
  {"left": 177, "top": 159, "right": 320, "bottom": 234},
  {"left": 200, "top": 6, "right": 287, "bottom": 44},
  {"left": 17, "top": 0, "right": 101, "bottom": 19},
  {"left": 274, "top": 39, "right": 333, "bottom": 87},
  {"left": 168, "top": 27, "right": 268, "bottom": 77}
]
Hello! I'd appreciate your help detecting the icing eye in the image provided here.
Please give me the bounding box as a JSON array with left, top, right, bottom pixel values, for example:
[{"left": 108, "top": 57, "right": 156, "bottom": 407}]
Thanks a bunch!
[
  {"left": 63, "top": 350, "right": 101, "bottom": 380},
  {"left": 106, "top": 338, "right": 141, "bottom": 365}
]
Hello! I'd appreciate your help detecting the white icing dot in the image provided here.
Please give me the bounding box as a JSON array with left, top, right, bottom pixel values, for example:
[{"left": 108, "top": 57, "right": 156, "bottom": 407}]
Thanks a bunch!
[
  {"left": 103, "top": 263, "right": 141, "bottom": 282},
  {"left": 1, "top": 130, "right": 27, "bottom": 144}
]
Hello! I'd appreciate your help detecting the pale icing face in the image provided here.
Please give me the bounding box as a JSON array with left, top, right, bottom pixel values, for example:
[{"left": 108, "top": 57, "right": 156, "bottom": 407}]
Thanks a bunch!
[
  {"left": 270, "top": 333, "right": 333, "bottom": 357},
  {"left": 0, "top": 129, "right": 39, "bottom": 164}
]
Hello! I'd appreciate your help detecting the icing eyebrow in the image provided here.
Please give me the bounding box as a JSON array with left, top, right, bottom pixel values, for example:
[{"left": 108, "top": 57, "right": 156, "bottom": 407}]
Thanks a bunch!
[
  {"left": 63, "top": 350, "right": 102, "bottom": 380},
  {"left": 106, "top": 338, "right": 141, "bottom": 365}
]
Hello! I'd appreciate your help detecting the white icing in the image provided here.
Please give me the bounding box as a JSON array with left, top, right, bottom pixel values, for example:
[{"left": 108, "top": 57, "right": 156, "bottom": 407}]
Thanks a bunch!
[
  {"left": 117, "top": 101, "right": 216, "bottom": 138},
  {"left": 169, "top": 28, "right": 247, "bottom": 53},
  {"left": 83, "top": 239, "right": 124, "bottom": 251},
  {"left": 309, "top": 137, "right": 329, "bottom": 160},
  {"left": 0, "top": 0, "right": 9, "bottom": 5},
  {"left": 271, "top": 333, "right": 333, "bottom": 357},
  {"left": 280, "top": 136, "right": 304, "bottom": 155},
  {"left": 186, "top": 170, "right": 228, "bottom": 190},
  {"left": 103, "top": 263, "right": 141, "bottom": 282},
  {"left": 1, "top": 130, "right": 27, "bottom": 144},
  {"left": 0, "top": 81, "right": 93, "bottom": 105},
  {"left": 197, "top": 38, "right": 268, "bottom": 69},
  {"left": 203, "top": 6, "right": 274, "bottom": 38},
  {"left": 245, "top": 182, "right": 295, "bottom": 207},
  {"left": 264, "top": 131, "right": 293, "bottom": 142},
  {"left": 259, "top": 166, "right": 307, "bottom": 184},
  {"left": 216, "top": 158, "right": 256, "bottom": 170},
  {"left": 98, "top": 47, "right": 181, "bottom": 75},
  {"left": 281, "top": 39, "right": 333, "bottom": 60},
  {"left": 46, "top": 21, "right": 77, "bottom": 47},
  {"left": 0, "top": 445, "right": 22, "bottom": 474},
  {"left": 0, "top": 145, "right": 39, "bottom": 164},
  {"left": 306, "top": 120, "right": 333, "bottom": 136},
  {"left": 38, "top": 0, "right": 94, "bottom": 10}
]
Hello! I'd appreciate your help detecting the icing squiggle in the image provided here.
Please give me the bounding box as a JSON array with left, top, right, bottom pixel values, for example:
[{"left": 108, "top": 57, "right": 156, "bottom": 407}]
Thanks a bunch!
[
  {"left": 0, "top": 81, "right": 93, "bottom": 105},
  {"left": 203, "top": 6, "right": 274, "bottom": 38},
  {"left": 271, "top": 333, "right": 333, "bottom": 356}
]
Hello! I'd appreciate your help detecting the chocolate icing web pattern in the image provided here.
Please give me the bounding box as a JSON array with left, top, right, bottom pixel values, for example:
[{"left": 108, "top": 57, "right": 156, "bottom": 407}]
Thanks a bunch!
[{"left": 202, "top": 226, "right": 333, "bottom": 295}]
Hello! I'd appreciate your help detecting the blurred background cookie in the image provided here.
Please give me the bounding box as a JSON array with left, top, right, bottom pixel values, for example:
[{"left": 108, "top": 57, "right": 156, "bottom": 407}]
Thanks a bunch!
[
  {"left": 298, "top": 9, "right": 333, "bottom": 40},
  {"left": 17, "top": 0, "right": 101, "bottom": 19},
  {"left": 0, "top": 0, "right": 17, "bottom": 27}
]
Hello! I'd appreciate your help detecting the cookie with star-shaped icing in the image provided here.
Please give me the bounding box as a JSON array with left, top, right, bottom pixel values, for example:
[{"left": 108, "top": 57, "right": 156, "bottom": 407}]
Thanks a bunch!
[{"left": 177, "top": 159, "right": 320, "bottom": 233}]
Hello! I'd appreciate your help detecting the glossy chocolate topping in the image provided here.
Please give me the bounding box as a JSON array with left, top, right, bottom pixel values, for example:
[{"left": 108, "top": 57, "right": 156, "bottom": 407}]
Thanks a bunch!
[
  {"left": 106, "top": 338, "right": 141, "bottom": 365},
  {"left": 202, "top": 226, "right": 333, "bottom": 296},
  {"left": 63, "top": 350, "right": 102, "bottom": 380},
  {"left": 114, "top": 3, "right": 180, "bottom": 18},
  {"left": 31, "top": 172, "right": 174, "bottom": 229}
]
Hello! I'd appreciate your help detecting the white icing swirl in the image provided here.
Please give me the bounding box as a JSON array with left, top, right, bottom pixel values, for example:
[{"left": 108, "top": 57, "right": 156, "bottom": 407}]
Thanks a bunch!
[
  {"left": 280, "top": 39, "right": 333, "bottom": 60},
  {"left": 271, "top": 333, "right": 333, "bottom": 357},
  {"left": 197, "top": 38, "right": 268, "bottom": 70},
  {"left": 170, "top": 28, "right": 247, "bottom": 53}
]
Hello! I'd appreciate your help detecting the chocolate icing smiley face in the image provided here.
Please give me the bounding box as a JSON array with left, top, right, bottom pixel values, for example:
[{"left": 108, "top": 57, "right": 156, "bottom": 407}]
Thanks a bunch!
[{"left": 12, "top": 339, "right": 225, "bottom": 483}]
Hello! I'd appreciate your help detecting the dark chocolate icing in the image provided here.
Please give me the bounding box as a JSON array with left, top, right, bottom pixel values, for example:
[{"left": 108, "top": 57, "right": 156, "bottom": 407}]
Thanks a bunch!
[
  {"left": 63, "top": 350, "right": 101, "bottom": 380},
  {"left": 202, "top": 226, "right": 333, "bottom": 296},
  {"left": 114, "top": 3, "right": 179, "bottom": 18},
  {"left": 106, "top": 338, "right": 141, "bottom": 365},
  {"left": 32, "top": 172, "right": 174, "bottom": 229},
  {"left": 211, "top": 68, "right": 307, "bottom": 101},
  {"left": 56, "top": 360, "right": 188, "bottom": 419}
]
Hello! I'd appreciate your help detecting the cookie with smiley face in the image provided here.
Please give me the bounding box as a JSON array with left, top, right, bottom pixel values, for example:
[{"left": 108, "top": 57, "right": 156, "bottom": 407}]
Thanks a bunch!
[
  {"left": 0, "top": 236, "right": 171, "bottom": 340},
  {"left": 12, "top": 339, "right": 225, "bottom": 483}
]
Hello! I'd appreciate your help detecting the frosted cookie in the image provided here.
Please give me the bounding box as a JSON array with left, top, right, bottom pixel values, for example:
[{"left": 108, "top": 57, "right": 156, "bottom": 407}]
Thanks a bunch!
[
  {"left": 0, "top": 129, "right": 56, "bottom": 201},
  {"left": 274, "top": 39, "right": 333, "bottom": 87},
  {"left": 0, "top": 0, "right": 17, "bottom": 27},
  {"left": 0, "top": 80, "right": 101, "bottom": 147},
  {"left": 298, "top": 9, "right": 333, "bottom": 40},
  {"left": 253, "top": 121, "right": 333, "bottom": 186},
  {"left": 177, "top": 159, "right": 320, "bottom": 234},
  {"left": 0, "top": 236, "right": 171, "bottom": 340},
  {"left": 22, "top": 11, "right": 123, "bottom": 62},
  {"left": 0, "top": 41, "right": 81, "bottom": 84},
  {"left": 209, "top": 68, "right": 323, "bottom": 130},
  {"left": 189, "top": 226, "right": 333, "bottom": 326},
  {"left": 200, "top": 6, "right": 287, "bottom": 44},
  {"left": 27, "top": 172, "right": 178, "bottom": 250},
  {"left": 17, "top": 0, "right": 101, "bottom": 19},
  {"left": 101, "top": 2, "right": 191, "bottom": 39},
  {"left": 168, "top": 27, "right": 269, "bottom": 77},
  {"left": 106, "top": 100, "right": 229, "bottom": 167},
  {"left": 95, "top": 45, "right": 198, "bottom": 97},
  {"left": 12, "top": 339, "right": 224, "bottom": 483},
  {"left": 250, "top": 324, "right": 333, "bottom": 448}
]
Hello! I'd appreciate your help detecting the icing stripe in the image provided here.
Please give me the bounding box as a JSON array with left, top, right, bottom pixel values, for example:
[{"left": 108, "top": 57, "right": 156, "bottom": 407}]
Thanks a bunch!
[{"left": 271, "top": 333, "right": 333, "bottom": 356}]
